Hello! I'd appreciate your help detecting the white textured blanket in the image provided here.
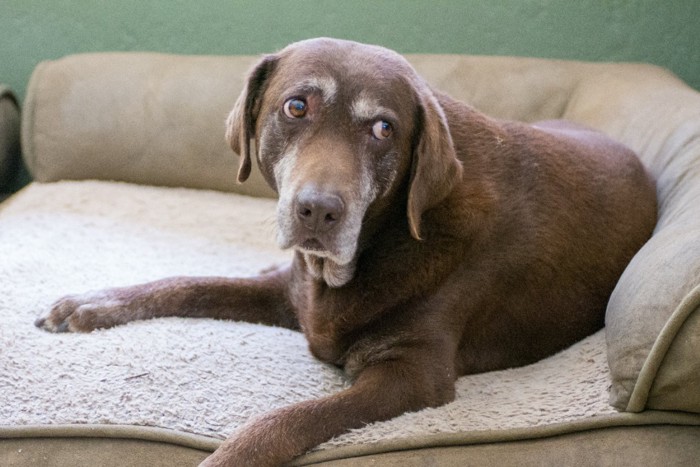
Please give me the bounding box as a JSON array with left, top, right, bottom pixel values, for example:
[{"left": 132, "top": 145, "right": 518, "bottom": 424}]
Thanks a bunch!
[{"left": 0, "top": 181, "right": 616, "bottom": 453}]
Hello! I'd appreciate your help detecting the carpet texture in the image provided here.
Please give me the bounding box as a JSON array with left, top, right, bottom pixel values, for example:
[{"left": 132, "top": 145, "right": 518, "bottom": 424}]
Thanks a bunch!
[{"left": 0, "top": 181, "right": 617, "bottom": 451}]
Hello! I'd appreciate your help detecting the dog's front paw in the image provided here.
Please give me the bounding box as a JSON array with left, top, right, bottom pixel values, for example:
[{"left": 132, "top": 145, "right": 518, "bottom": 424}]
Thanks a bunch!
[{"left": 35, "top": 291, "right": 126, "bottom": 333}]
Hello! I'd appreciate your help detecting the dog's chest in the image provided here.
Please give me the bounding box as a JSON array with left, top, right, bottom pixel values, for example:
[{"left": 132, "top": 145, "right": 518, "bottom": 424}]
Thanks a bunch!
[
  {"left": 296, "top": 285, "right": 358, "bottom": 366},
  {"left": 304, "top": 319, "right": 345, "bottom": 365}
]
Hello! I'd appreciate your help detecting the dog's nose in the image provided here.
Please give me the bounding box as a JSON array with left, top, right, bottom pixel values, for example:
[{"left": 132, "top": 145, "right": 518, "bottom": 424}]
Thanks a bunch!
[{"left": 296, "top": 189, "right": 345, "bottom": 233}]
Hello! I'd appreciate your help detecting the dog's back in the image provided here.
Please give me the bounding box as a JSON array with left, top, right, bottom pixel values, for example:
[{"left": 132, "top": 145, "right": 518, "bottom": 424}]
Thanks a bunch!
[{"left": 431, "top": 93, "right": 657, "bottom": 373}]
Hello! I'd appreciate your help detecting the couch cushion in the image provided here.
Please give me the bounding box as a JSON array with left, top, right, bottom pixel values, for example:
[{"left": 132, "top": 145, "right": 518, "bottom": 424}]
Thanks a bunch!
[
  {"left": 0, "top": 85, "right": 20, "bottom": 189},
  {"left": 560, "top": 65, "right": 700, "bottom": 412},
  {"left": 0, "top": 180, "right": 613, "bottom": 448}
]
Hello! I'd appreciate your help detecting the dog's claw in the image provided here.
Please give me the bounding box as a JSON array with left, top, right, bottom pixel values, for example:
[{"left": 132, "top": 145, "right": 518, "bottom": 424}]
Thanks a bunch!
[
  {"left": 35, "top": 292, "right": 125, "bottom": 333},
  {"left": 35, "top": 301, "right": 75, "bottom": 333},
  {"left": 55, "top": 320, "right": 70, "bottom": 333}
]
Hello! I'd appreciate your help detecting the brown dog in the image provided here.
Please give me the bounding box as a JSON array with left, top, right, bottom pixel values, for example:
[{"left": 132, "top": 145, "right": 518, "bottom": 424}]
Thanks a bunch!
[{"left": 36, "top": 38, "right": 657, "bottom": 466}]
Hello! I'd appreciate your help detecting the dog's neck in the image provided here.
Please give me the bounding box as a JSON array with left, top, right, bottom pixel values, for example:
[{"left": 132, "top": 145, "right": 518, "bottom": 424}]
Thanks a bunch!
[{"left": 302, "top": 253, "right": 357, "bottom": 288}]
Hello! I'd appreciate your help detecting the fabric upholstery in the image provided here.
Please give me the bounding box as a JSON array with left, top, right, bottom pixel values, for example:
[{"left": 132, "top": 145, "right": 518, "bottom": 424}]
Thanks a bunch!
[
  {"left": 2, "top": 180, "right": 700, "bottom": 464},
  {"left": 559, "top": 63, "right": 700, "bottom": 412},
  {"left": 0, "top": 180, "right": 615, "bottom": 449},
  {"left": 3, "top": 424, "right": 700, "bottom": 467},
  {"left": 22, "top": 54, "right": 274, "bottom": 198}
]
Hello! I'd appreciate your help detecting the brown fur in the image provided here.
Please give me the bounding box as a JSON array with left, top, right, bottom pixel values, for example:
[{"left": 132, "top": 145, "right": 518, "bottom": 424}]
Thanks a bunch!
[{"left": 36, "top": 39, "right": 657, "bottom": 466}]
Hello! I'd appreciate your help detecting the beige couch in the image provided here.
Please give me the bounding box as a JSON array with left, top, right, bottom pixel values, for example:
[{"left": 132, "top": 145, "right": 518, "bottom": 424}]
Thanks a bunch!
[{"left": 1, "top": 52, "right": 699, "bottom": 466}]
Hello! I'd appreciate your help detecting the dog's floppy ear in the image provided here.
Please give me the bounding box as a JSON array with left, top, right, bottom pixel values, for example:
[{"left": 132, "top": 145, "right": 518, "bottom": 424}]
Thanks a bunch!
[
  {"left": 225, "top": 55, "right": 278, "bottom": 183},
  {"left": 407, "top": 89, "right": 463, "bottom": 240}
]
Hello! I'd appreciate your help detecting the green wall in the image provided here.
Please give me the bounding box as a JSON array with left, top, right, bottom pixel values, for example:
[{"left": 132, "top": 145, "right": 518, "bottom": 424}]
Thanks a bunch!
[
  {"left": 3, "top": 0, "right": 699, "bottom": 101},
  {"left": 1, "top": 0, "right": 699, "bottom": 190}
]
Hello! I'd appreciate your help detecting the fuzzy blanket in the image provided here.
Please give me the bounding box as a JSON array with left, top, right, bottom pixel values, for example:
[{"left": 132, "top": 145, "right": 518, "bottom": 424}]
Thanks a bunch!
[{"left": 0, "top": 181, "right": 616, "bottom": 453}]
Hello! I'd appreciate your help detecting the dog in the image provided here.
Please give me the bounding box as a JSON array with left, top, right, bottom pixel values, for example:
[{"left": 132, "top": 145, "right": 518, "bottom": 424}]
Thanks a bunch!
[{"left": 36, "top": 38, "right": 657, "bottom": 466}]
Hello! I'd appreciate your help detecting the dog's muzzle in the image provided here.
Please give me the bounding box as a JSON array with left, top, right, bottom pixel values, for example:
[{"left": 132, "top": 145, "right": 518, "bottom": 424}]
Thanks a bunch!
[
  {"left": 294, "top": 187, "right": 347, "bottom": 254},
  {"left": 296, "top": 187, "right": 345, "bottom": 234}
]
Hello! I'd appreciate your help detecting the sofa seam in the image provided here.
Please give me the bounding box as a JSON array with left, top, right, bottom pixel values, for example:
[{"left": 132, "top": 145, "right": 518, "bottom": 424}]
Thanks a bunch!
[
  {"left": 626, "top": 282, "right": 700, "bottom": 411},
  {"left": 20, "top": 60, "right": 47, "bottom": 180}
]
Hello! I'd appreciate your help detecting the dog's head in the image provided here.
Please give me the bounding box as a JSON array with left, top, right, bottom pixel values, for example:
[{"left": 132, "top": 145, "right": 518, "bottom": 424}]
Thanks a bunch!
[{"left": 226, "top": 38, "right": 462, "bottom": 286}]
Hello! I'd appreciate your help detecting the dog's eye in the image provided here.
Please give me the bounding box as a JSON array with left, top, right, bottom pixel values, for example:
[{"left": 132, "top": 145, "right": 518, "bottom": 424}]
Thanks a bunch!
[
  {"left": 371, "top": 120, "right": 392, "bottom": 140},
  {"left": 283, "top": 98, "right": 308, "bottom": 119}
]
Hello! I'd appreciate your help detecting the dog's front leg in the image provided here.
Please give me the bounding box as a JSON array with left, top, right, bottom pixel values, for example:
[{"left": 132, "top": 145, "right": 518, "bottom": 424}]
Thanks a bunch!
[
  {"left": 200, "top": 348, "right": 456, "bottom": 467},
  {"left": 35, "top": 267, "right": 298, "bottom": 332}
]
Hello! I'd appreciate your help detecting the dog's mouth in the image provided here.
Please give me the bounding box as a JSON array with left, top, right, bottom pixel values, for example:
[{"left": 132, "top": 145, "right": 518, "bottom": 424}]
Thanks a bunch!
[
  {"left": 300, "top": 238, "right": 326, "bottom": 253},
  {"left": 296, "top": 236, "right": 352, "bottom": 265}
]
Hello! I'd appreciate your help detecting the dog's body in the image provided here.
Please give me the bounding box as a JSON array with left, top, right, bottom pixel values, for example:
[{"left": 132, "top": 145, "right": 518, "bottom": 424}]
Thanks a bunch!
[{"left": 36, "top": 39, "right": 657, "bottom": 466}]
